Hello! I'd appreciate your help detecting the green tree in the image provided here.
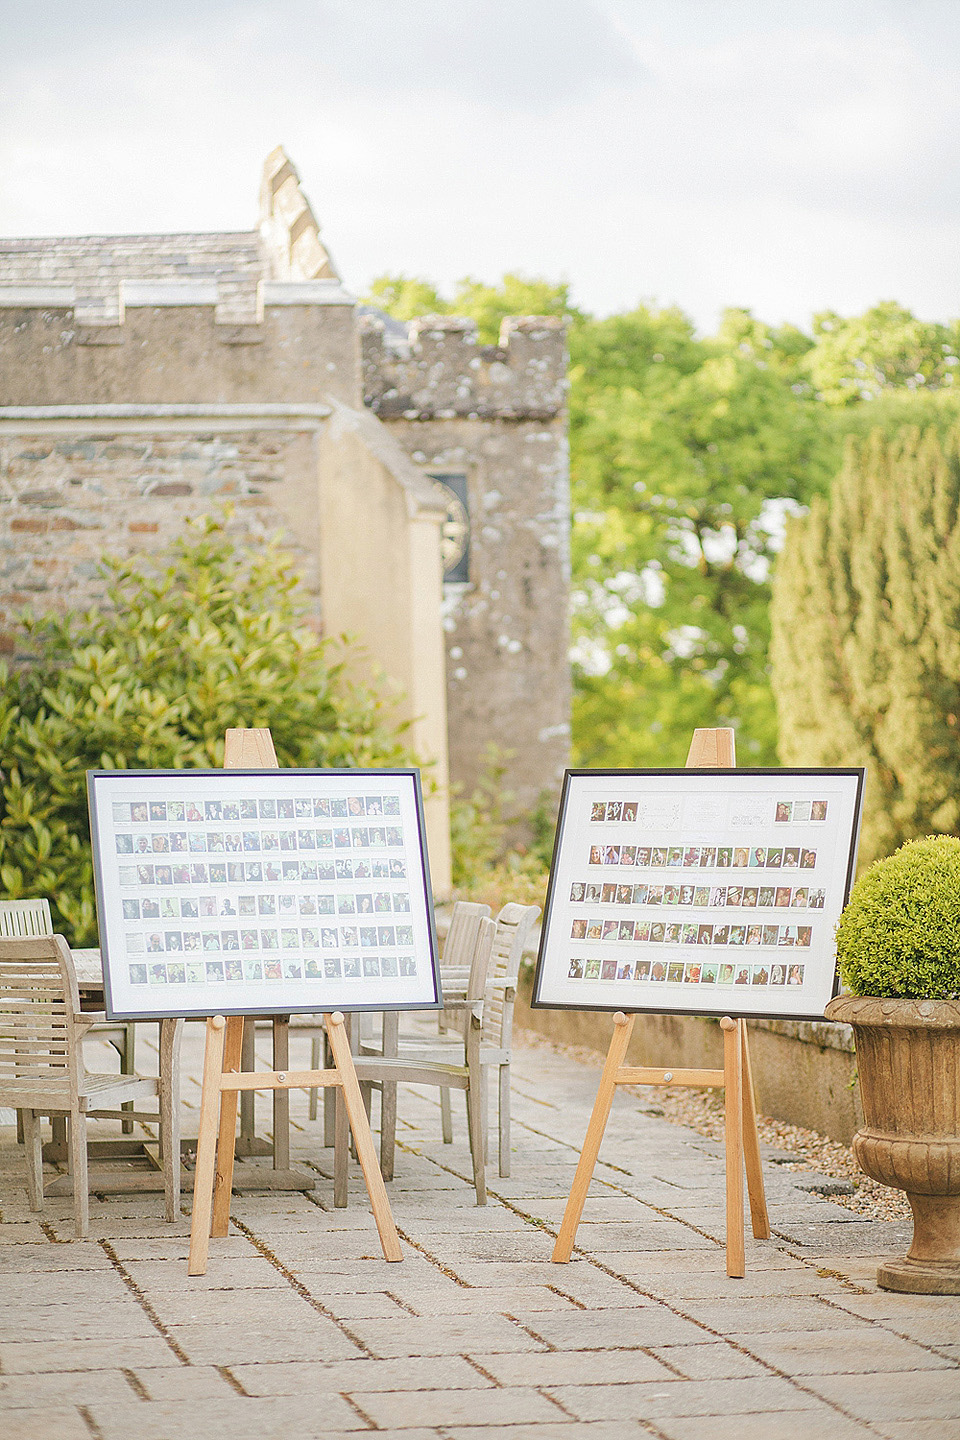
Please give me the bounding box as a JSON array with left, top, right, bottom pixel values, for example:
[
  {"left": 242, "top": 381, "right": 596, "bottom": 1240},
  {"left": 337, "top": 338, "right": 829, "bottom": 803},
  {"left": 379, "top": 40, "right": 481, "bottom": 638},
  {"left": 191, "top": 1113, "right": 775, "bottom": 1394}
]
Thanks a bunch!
[
  {"left": 771, "top": 426, "right": 960, "bottom": 867},
  {"left": 363, "top": 271, "right": 579, "bottom": 345},
  {"left": 807, "top": 301, "right": 960, "bottom": 406},
  {"left": 0, "top": 522, "right": 410, "bottom": 944},
  {"left": 363, "top": 274, "right": 448, "bottom": 321},
  {"left": 569, "top": 306, "right": 840, "bottom": 765}
]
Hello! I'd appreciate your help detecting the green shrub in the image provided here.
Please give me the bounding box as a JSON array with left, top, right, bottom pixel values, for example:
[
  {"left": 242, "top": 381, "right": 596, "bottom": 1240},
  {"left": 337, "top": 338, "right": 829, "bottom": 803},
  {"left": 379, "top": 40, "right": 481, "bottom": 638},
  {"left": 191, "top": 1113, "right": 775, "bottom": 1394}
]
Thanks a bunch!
[
  {"left": 0, "top": 520, "right": 411, "bottom": 945},
  {"left": 450, "top": 745, "right": 550, "bottom": 917},
  {"left": 836, "top": 835, "right": 960, "bottom": 998}
]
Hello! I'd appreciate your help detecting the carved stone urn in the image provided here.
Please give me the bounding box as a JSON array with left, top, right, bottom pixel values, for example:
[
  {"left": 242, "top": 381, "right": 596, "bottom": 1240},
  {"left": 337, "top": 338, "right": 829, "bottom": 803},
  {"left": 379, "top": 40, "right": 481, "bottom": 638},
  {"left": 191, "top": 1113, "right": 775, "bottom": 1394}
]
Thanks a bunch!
[{"left": 825, "top": 994, "right": 960, "bottom": 1294}]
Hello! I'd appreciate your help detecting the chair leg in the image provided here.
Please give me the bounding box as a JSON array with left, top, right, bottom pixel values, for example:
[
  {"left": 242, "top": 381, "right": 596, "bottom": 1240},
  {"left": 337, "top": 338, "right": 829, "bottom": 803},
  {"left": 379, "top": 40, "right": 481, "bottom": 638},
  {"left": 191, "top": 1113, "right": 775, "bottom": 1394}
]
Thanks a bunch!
[
  {"left": 120, "top": 1023, "right": 136, "bottom": 1134},
  {"left": 70, "top": 1111, "right": 89, "bottom": 1239},
  {"left": 333, "top": 1087, "right": 350, "bottom": 1208},
  {"left": 464, "top": 1078, "right": 487, "bottom": 1206},
  {"left": 479, "top": 1065, "right": 490, "bottom": 1165},
  {"left": 440, "top": 1087, "right": 453, "bottom": 1144},
  {"left": 309, "top": 1034, "right": 321, "bottom": 1121},
  {"left": 498, "top": 1061, "right": 511, "bottom": 1178},
  {"left": 379, "top": 1080, "right": 396, "bottom": 1183},
  {"left": 22, "top": 1109, "right": 43, "bottom": 1212},
  {"left": 159, "top": 1017, "right": 181, "bottom": 1222}
]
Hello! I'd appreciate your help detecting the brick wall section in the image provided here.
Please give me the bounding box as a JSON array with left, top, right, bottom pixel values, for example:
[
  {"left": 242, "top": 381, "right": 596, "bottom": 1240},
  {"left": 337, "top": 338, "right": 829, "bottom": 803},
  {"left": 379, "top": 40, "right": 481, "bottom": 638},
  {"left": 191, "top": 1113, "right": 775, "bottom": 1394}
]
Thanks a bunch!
[{"left": 0, "top": 428, "right": 319, "bottom": 657}]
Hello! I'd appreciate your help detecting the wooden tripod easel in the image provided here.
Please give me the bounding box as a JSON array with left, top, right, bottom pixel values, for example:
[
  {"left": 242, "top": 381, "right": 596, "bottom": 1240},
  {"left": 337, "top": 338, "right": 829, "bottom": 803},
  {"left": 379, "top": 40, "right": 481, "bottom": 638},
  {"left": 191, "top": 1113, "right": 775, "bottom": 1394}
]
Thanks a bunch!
[
  {"left": 187, "top": 727, "right": 402, "bottom": 1276},
  {"left": 551, "top": 727, "right": 770, "bottom": 1277}
]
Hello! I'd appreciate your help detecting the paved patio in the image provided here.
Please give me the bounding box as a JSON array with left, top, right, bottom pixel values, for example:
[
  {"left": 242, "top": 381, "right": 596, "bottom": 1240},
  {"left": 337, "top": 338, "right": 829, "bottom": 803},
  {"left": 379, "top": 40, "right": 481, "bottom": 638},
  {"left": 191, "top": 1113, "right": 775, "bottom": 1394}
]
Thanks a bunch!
[{"left": 0, "top": 1022, "right": 957, "bottom": 1440}]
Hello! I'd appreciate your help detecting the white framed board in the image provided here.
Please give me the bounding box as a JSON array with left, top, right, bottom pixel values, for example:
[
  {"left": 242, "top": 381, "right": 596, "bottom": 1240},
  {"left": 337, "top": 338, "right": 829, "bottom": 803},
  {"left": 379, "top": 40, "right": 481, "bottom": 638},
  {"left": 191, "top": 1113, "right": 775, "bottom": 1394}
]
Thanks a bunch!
[
  {"left": 531, "top": 768, "right": 865, "bottom": 1021},
  {"left": 88, "top": 768, "right": 441, "bottom": 1020}
]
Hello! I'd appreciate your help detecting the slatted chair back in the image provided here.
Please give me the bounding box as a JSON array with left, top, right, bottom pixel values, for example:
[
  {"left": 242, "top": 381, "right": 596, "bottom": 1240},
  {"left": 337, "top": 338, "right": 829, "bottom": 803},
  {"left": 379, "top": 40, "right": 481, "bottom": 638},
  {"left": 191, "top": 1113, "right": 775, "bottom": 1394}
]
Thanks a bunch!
[
  {"left": 442, "top": 900, "right": 490, "bottom": 969},
  {"left": 452, "top": 916, "right": 496, "bottom": 1044},
  {"left": 0, "top": 935, "right": 81, "bottom": 1113},
  {"left": 482, "top": 903, "right": 540, "bottom": 1051},
  {"left": 0, "top": 899, "right": 54, "bottom": 938}
]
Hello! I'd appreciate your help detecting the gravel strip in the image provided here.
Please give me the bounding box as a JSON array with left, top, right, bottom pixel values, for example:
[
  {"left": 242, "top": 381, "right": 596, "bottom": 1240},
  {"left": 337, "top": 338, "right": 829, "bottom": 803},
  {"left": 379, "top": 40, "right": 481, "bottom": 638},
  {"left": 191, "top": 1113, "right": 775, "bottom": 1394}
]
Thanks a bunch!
[{"left": 518, "top": 1030, "right": 911, "bottom": 1222}]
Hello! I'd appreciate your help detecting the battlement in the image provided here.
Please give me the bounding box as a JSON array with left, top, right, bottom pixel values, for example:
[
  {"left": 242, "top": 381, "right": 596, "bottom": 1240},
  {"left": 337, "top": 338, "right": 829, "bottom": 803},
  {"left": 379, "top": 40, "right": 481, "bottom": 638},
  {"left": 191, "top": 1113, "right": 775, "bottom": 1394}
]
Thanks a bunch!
[{"left": 360, "top": 312, "right": 567, "bottom": 420}]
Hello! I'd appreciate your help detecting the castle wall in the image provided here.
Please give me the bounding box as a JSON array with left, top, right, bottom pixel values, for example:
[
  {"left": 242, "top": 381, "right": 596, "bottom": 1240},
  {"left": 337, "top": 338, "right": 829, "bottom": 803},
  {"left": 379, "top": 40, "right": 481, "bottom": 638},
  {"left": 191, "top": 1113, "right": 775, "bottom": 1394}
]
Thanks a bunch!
[{"left": 362, "top": 315, "right": 571, "bottom": 819}]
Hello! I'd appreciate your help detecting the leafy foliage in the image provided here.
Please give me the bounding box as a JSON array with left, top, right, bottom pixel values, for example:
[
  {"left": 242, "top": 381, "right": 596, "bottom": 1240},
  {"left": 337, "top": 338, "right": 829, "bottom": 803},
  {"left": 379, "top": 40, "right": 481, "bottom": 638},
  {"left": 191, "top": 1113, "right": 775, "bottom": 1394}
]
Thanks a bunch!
[
  {"left": 0, "top": 522, "right": 410, "bottom": 945},
  {"left": 807, "top": 303, "right": 960, "bottom": 406},
  {"left": 449, "top": 746, "right": 550, "bottom": 914},
  {"left": 836, "top": 836, "right": 960, "bottom": 999},
  {"left": 771, "top": 426, "right": 960, "bottom": 867}
]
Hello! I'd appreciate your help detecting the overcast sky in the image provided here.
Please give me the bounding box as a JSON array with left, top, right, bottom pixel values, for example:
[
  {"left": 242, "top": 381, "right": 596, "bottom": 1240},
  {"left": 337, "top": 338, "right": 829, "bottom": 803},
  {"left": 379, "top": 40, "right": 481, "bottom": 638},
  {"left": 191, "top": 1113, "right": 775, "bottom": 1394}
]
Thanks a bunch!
[{"left": 2, "top": 1, "right": 958, "bottom": 332}]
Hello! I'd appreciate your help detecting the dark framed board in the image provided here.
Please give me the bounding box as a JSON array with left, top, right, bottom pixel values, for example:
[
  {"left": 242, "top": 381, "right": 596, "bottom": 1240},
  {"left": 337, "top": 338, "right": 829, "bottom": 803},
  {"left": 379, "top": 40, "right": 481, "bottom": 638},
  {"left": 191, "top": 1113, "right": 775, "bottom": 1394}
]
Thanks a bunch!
[
  {"left": 531, "top": 768, "right": 865, "bottom": 1021},
  {"left": 88, "top": 768, "right": 440, "bottom": 1020}
]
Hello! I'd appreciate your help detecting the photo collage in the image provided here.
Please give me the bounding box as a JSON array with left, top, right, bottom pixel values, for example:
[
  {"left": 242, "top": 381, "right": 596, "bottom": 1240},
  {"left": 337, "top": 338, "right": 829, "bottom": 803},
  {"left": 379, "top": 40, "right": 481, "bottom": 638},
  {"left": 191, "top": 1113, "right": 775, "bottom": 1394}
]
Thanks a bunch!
[
  {"left": 109, "top": 791, "right": 420, "bottom": 990},
  {"left": 562, "top": 795, "right": 831, "bottom": 991}
]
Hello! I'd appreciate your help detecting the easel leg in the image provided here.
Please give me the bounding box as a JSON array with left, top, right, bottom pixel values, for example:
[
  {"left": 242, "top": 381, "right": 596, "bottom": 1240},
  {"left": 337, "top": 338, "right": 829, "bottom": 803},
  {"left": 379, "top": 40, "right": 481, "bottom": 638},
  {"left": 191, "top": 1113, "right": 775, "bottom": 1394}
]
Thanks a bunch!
[
  {"left": 211, "top": 1015, "right": 244, "bottom": 1238},
  {"left": 326, "top": 1012, "right": 402, "bottom": 1262},
  {"left": 272, "top": 1016, "right": 291, "bottom": 1173},
  {"left": 740, "top": 1021, "right": 770, "bottom": 1239},
  {"left": 553, "top": 1012, "right": 635, "bottom": 1263},
  {"left": 721, "top": 1016, "right": 745, "bottom": 1278},
  {"left": 188, "top": 1016, "right": 227, "bottom": 1277}
]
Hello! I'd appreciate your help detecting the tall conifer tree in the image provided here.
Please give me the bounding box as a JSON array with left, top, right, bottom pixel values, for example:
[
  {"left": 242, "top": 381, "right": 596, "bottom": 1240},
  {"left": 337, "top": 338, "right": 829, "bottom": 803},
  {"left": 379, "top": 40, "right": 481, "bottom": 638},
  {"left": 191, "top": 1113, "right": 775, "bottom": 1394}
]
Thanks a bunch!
[{"left": 771, "top": 426, "right": 960, "bottom": 866}]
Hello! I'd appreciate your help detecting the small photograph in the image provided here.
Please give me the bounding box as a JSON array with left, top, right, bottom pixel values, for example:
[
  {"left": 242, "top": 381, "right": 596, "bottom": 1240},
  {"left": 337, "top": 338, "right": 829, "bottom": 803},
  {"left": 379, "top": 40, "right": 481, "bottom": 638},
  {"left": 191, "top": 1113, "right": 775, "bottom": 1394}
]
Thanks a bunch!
[
  {"left": 189, "top": 832, "right": 207, "bottom": 854},
  {"left": 752, "top": 965, "right": 770, "bottom": 986},
  {"left": 395, "top": 925, "right": 414, "bottom": 948},
  {"left": 328, "top": 797, "right": 348, "bottom": 819},
  {"left": 183, "top": 932, "right": 201, "bottom": 952},
  {"left": 349, "top": 827, "right": 368, "bottom": 849},
  {"left": 122, "top": 899, "right": 141, "bottom": 920},
  {"left": 734, "top": 966, "right": 751, "bottom": 985},
  {"left": 236, "top": 894, "right": 255, "bottom": 916},
  {"left": 603, "top": 845, "right": 621, "bottom": 865},
  {"left": 663, "top": 885, "right": 678, "bottom": 906},
  {"left": 362, "top": 956, "right": 381, "bottom": 978},
  {"left": 219, "top": 897, "right": 237, "bottom": 917},
  {"left": 242, "top": 832, "right": 260, "bottom": 853},
  {"left": 149, "top": 802, "right": 167, "bottom": 823},
  {"left": 647, "top": 885, "right": 664, "bottom": 905},
  {"left": 205, "top": 961, "right": 225, "bottom": 982},
  {"left": 261, "top": 831, "right": 279, "bottom": 852},
  {"left": 769, "top": 963, "right": 787, "bottom": 985},
  {"left": 338, "top": 894, "right": 357, "bottom": 915},
  {"left": 198, "top": 895, "right": 217, "bottom": 917},
  {"left": 568, "top": 957, "right": 584, "bottom": 979},
  {"left": 586, "top": 918, "right": 603, "bottom": 940},
  {"left": 275, "top": 927, "right": 295, "bottom": 949},
  {"left": 749, "top": 847, "right": 766, "bottom": 868},
  {"left": 131, "top": 802, "right": 150, "bottom": 823},
  {"left": 164, "top": 961, "right": 184, "bottom": 986},
  {"left": 358, "top": 926, "right": 376, "bottom": 949},
  {"left": 601, "top": 920, "right": 619, "bottom": 941},
  {"left": 181, "top": 898, "right": 199, "bottom": 919},
  {"left": 793, "top": 801, "right": 812, "bottom": 823},
  {"left": 243, "top": 861, "right": 263, "bottom": 883},
  {"left": 605, "top": 801, "right": 622, "bottom": 822},
  {"left": 342, "top": 956, "right": 361, "bottom": 978},
  {"left": 615, "top": 960, "right": 632, "bottom": 980},
  {"left": 717, "top": 963, "right": 735, "bottom": 984},
  {"left": 571, "top": 918, "right": 587, "bottom": 940},
  {"left": 132, "top": 835, "right": 151, "bottom": 855},
  {"left": 202, "top": 931, "right": 220, "bottom": 951},
  {"left": 600, "top": 882, "right": 616, "bottom": 903},
  {"left": 712, "top": 924, "right": 730, "bottom": 946},
  {"left": 237, "top": 799, "right": 257, "bottom": 820},
  {"left": 382, "top": 795, "right": 401, "bottom": 817},
  {"left": 600, "top": 959, "right": 617, "bottom": 980},
  {"left": 149, "top": 962, "right": 168, "bottom": 984},
  {"left": 369, "top": 827, "right": 388, "bottom": 849},
  {"left": 667, "top": 846, "right": 683, "bottom": 867},
  {"left": 651, "top": 847, "right": 668, "bottom": 867},
  {"left": 264, "top": 959, "right": 283, "bottom": 980},
  {"left": 356, "top": 894, "right": 374, "bottom": 914},
  {"left": 316, "top": 828, "right": 334, "bottom": 850},
  {"left": 115, "top": 834, "right": 134, "bottom": 855},
  {"left": 791, "top": 887, "right": 809, "bottom": 908},
  {"left": 617, "top": 883, "right": 633, "bottom": 904},
  {"left": 280, "top": 861, "right": 299, "bottom": 882},
  {"left": 679, "top": 884, "right": 694, "bottom": 906},
  {"left": 742, "top": 887, "right": 758, "bottom": 908},
  {"left": 683, "top": 962, "right": 701, "bottom": 984},
  {"left": 585, "top": 883, "right": 603, "bottom": 903},
  {"left": 618, "top": 920, "right": 635, "bottom": 941},
  {"left": 301, "top": 926, "right": 320, "bottom": 949},
  {"left": 220, "top": 802, "right": 238, "bottom": 822},
  {"left": 381, "top": 956, "right": 399, "bottom": 978},
  {"left": 129, "top": 963, "right": 148, "bottom": 985},
  {"left": 278, "top": 799, "right": 295, "bottom": 820},
  {"left": 775, "top": 886, "right": 792, "bottom": 908},
  {"left": 622, "top": 802, "right": 638, "bottom": 822},
  {"left": 125, "top": 932, "right": 145, "bottom": 955},
  {"left": 169, "top": 832, "right": 187, "bottom": 853},
  {"left": 392, "top": 893, "right": 411, "bottom": 913},
  {"left": 634, "top": 921, "right": 651, "bottom": 942},
  {"left": 333, "top": 827, "right": 351, "bottom": 849},
  {"left": 700, "top": 961, "right": 718, "bottom": 984},
  {"left": 666, "top": 960, "right": 684, "bottom": 984},
  {"left": 620, "top": 845, "right": 637, "bottom": 866},
  {"left": 708, "top": 886, "right": 726, "bottom": 907},
  {"left": 385, "top": 828, "right": 403, "bottom": 848},
  {"left": 240, "top": 929, "right": 259, "bottom": 950},
  {"left": 258, "top": 799, "right": 277, "bottom": 820},
  {"left": 204, "top": 801, "right": 222, "bottom": 822},
  {"left": 634, "top": 959, "right": 651, "bottom": 981},
  {"left": 339, "top": 925, "right": 358, "bottom": 948},
  {"left": 801, "top": 849, "right": 817, "bottom": 869},
  {"left": 697, "top": 924, "right": 714, "bottom": 945},
  {"left": 778, "top": 925, "right": 797, "bottom": 947},
  {"left": 261, "top": 928, "right": 279, "bottom": 950},
  {"left": 775, "top": 801, "right": 792, "bottom": 822},
  {"left": 585, "top": 958, "right": 602, "bottom": 979},
  {"left": 570, "top": 882, "right": 586, "bottom": 902},
  {"left": 797, "top": 926, "right": 813, "bottom": 947},
  {"left": 113, "top": 803, "right": 132, "bottom": 823},
  {"left": 243, "top": 958, "right": 264, "bottom": 982},
  {"left": 303, "top": 958, "right": 321, "bottom": 978},
  {"left": 151, "top": 834, "right": 169, "bottom": 854},
  {"left": 300, "top": 859, "right": 319, "bottom": 882},
  {"left": 318, "top": 861, "right": 336, "bottom": 881},
  {"left": 298, "top": 895, "right": 318, "bottom": 917},
  {"left": 222, "top": 930, "right": 240, "bottom": 952},
  {"left": 649, "top": 960, "right": 667, "bottom": 981},
  {"left": 783, "top": 847, "right": 800, "bottom": 868},
  {"left": 725, "top": 885, "right": 742, "bottom": 907},
  {"left": 762, "top": 924, "right": 779, "bottom": 946},
  {"left": 758, "top": 886, "right": 775, "bottom": 907},
  {"left": 649, "top": 922, "right": 665, "bottom": 943},
  {"left": 683, "top": 846, "right": 700, "bottom": 867},
  {"left": 766, "top": 849, "right": 783, "bottom": 869},
  {"left": 733, "top": 847, "right": 750, "bottom": 868},
  {"left": 155, "top": 865, "right": 174, "bottom": 886},
  {"left": 746, "top": 924, "right": 762, "bottom": 946},
  {"left": 699, "top": 847, "right": 717, "bottom": 868},
  {"left": 206, "top": 863, "right": 226, "bottom": 884},
  {"left": 172, "top": 865, "right": 190, "bottom": 886},
  {"left": 788, "top": 964, "right": 805, "bottom": 985},
  {"left": 142, "top": 898, "right": 160, "bottom": 919},
  {"left": 717, "top": 847, "right": 732, "bottom": 868},
  {"left": 160, "top": 897, "right": 180, "bottom": 919},
  {"left": 664, "top": 923, "right": 682, "bottom": 944},
  {"left": 188, "top": 864, "right": 208, "bottom": 885},
  {"left": 632, "top": 883, "right": 649, "bottom": 905}
]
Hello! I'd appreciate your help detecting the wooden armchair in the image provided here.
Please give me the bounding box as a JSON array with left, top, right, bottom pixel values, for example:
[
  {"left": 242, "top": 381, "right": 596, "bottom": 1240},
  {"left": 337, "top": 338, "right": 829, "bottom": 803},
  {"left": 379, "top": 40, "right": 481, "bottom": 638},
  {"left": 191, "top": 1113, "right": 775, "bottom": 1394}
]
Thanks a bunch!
[{"left": 0, "top": 935, "right": 179, "bottom": 1237}]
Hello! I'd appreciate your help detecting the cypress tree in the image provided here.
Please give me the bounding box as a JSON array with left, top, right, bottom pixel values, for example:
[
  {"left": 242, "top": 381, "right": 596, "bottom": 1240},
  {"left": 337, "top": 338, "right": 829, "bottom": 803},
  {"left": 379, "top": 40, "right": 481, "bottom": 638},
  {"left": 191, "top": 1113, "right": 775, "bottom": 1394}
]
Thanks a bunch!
[{"left": 771, "top": 426, "right": 960, "bottom": 866}]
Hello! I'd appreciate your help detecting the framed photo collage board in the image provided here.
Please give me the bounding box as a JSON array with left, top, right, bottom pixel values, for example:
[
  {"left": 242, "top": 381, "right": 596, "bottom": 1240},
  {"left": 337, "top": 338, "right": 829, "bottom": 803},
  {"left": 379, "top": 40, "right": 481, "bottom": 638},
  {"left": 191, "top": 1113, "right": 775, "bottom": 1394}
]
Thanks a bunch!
[
  {"left": 88, "top": 768, "right": 440, "bottom": 1021},
  {"left": 532, "top": 768, "right": 865, "bottom": 1022}
]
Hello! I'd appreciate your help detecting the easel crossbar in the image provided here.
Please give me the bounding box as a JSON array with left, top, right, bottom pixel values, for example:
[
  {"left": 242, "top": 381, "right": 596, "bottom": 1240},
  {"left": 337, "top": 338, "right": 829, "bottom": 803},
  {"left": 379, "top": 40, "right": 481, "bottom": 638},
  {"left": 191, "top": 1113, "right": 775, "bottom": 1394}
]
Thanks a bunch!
[
  {"left": 219, "top": 1069, "right": 343, "bottom": 1092},
  {"left": 616, "top": 1066, "right": 724, "bottom": 1088}
]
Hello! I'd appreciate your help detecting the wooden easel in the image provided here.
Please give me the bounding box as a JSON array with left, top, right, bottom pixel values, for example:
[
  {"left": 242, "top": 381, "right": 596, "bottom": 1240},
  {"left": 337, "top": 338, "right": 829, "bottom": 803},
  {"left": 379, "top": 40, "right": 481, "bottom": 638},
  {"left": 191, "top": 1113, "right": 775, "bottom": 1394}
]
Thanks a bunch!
[
  {"left": 187, "top": 727, "right": 402, "bottom": 1276},
  {"left": 551, "top": 727, "right": 770, "bottom": 1277}
]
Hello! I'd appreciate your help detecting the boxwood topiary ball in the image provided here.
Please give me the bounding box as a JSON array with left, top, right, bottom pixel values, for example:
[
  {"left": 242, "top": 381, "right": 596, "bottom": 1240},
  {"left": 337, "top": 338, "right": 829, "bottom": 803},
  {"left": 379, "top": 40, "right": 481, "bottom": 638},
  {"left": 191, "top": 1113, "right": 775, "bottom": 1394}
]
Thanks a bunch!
[{"left": 836, "top": 835, "right": 960, "bottom": 999}]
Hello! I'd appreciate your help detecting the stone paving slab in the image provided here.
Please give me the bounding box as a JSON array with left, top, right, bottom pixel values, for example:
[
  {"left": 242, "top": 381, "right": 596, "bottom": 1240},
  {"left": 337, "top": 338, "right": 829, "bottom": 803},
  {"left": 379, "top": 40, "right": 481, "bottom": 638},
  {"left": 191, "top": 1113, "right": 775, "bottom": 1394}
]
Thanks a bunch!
[{"left": 0, "top": 1027, "right": 957, "bottom": 1438}]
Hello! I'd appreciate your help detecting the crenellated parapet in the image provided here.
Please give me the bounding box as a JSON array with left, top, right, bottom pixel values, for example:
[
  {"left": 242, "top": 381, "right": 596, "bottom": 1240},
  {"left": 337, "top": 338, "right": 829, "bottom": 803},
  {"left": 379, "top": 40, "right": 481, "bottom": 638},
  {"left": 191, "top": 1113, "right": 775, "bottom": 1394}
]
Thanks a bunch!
[{"left": 360, "top": 313, "right": 567, "bottom": 421}]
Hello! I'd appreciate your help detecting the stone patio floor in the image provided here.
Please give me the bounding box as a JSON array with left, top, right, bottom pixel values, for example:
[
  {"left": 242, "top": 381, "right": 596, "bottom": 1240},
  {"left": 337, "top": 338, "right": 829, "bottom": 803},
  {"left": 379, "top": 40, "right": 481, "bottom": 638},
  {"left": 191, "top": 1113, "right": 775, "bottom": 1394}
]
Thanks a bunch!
[{"left": 0, "top": 1021, "right": 957, "bottom": 1440}]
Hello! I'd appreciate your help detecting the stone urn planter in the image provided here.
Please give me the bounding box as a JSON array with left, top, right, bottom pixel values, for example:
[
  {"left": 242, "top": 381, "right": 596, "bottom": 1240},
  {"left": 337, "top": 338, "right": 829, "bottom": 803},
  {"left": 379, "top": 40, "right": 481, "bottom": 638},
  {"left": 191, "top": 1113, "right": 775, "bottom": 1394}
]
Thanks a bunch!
[
  {"left": 828, "top": 835, "right": 960, "bottom": 1295},
  {"left": 824, "top": 994, "right": 960, "bottom": 1293}
]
